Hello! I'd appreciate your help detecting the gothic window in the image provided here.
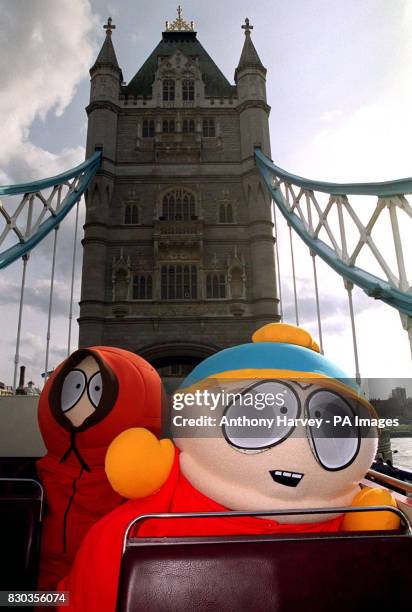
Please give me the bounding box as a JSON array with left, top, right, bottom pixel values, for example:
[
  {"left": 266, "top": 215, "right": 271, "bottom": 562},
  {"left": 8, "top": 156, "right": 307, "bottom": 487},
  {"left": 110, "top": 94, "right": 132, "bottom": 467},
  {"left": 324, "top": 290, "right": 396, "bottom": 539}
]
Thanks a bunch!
[
  {"left": 114, "top": 269, "right": 129, "bottom": 301},
  {"left": 162, "top": 189, "right": 196, "bottom": 220},
  {"left": 162, "top": 119, "right": 175, "bottom": 133},
  {"left": 142, "top": 119, "right": 155, "bottom": 138},
  {"left": 230, "top": 267, "right": 243, "bottom": 299},
  {"left": 132, "top": 274, "right": 153, "bottom": 300},
  {"left": 206, "top": 274, "right": 226, "bottom": 299},
  {"left": 182, "top": 80, "right": 195, "bottom": 101},
  {"left": 182, "top": 119, "right": 195, "bottom": 134},
  {"left": 161, "top": 265, "right": 197, "bottom": 300},
  {"left": 124, "top": 204, "right": 139, "bottom": 225},
  {"left": 203, "top": 118, "right": 216, "bottom": 137},
  {"left": 163, "top": 79, "right": 175, "bottom": 101},
  {"left": 219, "top": 203, "right": 234, "bottom": 223}
]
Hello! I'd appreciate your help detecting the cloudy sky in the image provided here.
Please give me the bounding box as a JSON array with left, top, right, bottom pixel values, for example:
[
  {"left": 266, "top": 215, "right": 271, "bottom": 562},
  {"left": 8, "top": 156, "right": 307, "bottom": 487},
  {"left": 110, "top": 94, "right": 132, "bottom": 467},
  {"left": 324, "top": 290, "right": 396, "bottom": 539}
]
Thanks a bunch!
[{"left": 0, "top": 0, "right": 411, "bottom": 392}]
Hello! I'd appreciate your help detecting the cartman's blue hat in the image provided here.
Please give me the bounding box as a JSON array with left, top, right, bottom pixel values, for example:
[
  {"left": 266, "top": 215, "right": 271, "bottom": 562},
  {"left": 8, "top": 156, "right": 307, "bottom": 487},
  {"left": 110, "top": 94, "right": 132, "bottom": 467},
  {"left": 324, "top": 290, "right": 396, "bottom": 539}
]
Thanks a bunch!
[{"left": 181, "top": 323, "right": 357, "bottom": 391}]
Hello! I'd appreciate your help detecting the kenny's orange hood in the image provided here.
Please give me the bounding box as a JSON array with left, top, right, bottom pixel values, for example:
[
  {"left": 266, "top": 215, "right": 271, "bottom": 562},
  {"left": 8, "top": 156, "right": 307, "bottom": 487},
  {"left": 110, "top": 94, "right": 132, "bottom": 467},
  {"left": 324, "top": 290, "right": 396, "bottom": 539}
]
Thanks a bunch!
[{"left": 38, "top": 346, "right": 164, "bottom": 469}]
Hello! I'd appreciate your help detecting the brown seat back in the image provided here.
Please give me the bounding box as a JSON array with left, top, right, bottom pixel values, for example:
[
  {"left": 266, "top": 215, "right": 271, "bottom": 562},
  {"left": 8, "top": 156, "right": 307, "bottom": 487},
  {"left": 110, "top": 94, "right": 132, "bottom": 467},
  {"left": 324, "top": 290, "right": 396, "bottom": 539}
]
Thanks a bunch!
[
  {"left": 0, "top": 479, "right": 43, "bottom": 590},
  {"left": 118, "top": 513, "right": 411, "bottom": 612}
]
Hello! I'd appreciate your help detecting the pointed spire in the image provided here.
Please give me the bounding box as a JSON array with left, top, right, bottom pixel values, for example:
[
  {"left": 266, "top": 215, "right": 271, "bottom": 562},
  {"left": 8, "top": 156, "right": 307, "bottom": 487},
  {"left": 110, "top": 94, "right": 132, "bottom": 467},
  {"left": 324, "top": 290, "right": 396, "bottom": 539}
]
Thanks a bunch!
[
  {"left": 91, "top": 17, "right": 122, "bottom": 77},
  {"left": 236, "top": 17, "right": 266, "bottom": 76}
]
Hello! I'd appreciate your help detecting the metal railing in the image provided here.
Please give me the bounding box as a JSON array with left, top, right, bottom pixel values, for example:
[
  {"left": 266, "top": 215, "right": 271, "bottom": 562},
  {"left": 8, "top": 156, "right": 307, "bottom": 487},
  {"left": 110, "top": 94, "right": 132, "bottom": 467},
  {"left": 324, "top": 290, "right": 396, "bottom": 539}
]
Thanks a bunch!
[
  {"left": 255, "top": 147, "right": 412, "bottom": 362},
  {"left": 122, "top": 505, "right": 411, "bottom": 553},
  {"left": 0, "top": 151, "right": 102, "bottom": 390},
  {"left": 0, "top": 151, "right": 101, "bottom": 270},
  {"left": 367, "top": 468, "right": 412, "bottom": 494}
]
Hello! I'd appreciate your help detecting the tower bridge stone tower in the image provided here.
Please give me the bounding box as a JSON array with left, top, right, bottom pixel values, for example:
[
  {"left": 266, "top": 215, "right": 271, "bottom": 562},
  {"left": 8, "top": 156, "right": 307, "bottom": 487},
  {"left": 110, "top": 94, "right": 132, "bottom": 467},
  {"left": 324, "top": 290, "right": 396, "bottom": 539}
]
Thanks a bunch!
[{"left": 79, "top": 9, "right": 279, "bottom": 386}]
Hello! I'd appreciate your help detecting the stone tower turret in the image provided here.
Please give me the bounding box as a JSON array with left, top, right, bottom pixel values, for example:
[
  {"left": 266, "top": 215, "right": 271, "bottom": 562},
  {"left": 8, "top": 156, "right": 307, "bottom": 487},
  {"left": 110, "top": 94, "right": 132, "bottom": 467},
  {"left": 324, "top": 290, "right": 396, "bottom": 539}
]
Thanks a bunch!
[
  {"left": 80, "top": 18, "right": 123, "bottom": 345},
  {"left": 236, "top": 18, "right": 278, "bottom": 319},
  {"left": 235, "top": 17, "right": 270, "bottom": 157},
  {"left": 86, "top": 17, "right": 123, "bottom": 161}
]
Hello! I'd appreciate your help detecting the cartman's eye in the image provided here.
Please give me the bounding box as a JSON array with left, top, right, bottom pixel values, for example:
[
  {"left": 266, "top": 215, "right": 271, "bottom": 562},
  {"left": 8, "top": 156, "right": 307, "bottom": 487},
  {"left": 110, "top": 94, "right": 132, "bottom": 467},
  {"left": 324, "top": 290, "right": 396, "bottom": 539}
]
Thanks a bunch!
[
  {"left": 88, "top": 371, "right": 102, "bottom": 408},
  {"left": 61, "top": 369, "right": 87, "bottom": 413},
  {"left": 307, "top": 390, "right": 360, "bottom": 471},
  {"left": 223, "top": 381, "right": 300, "bottom": 450}
]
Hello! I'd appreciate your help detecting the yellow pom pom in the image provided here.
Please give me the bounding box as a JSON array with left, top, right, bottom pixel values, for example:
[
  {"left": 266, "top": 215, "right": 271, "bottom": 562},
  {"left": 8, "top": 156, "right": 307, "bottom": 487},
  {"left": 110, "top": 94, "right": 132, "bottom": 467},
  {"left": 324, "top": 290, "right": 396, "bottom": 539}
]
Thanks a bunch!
[
  {"left": 252, "top": 322, "right": 320, "bottom": 353},
  {"left": 342, "top": 487, "right": 400, "bottom": 531},
  {"left": 105, "top": 428, "right": 175, "bottom": 499}
]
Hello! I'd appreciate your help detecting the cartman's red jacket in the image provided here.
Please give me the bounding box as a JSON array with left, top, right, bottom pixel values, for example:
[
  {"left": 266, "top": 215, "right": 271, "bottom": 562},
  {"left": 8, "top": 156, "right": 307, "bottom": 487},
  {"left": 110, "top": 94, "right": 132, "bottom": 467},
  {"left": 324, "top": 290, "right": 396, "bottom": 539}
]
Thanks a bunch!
[
  {"left": 36, "top": 346, "right": 163, "bottom": 590},
  {"left": 59, "top": 449, "right": 343, "bottom": 612}
]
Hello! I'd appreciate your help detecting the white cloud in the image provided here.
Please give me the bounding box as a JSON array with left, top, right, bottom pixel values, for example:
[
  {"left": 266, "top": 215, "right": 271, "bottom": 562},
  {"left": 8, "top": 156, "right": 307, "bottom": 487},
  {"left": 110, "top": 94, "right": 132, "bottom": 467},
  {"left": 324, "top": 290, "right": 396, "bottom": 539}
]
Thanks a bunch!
[
  {"left": 320, "top": 109, "right": 343, "bottom": 123},
  {"left": 297, "top": 4, "right": 412, "bottom": 183},
  {"left": 0, "top": 276, "right": 78, "bottom": 318},
  {"left": 274, "top": 6, "right": 412, "bottom": 377},
  {"left": 309, "top": 101, "right": 412, "bottom": 181},
  {"left": 0, "top": 0, "right": 98, "bottom": 182},
  {"left": 0, "top": 0, "right": 97, "bottom": 385},
  {"left": 17, "top": 332, "right": 67, "bottom": 383}
]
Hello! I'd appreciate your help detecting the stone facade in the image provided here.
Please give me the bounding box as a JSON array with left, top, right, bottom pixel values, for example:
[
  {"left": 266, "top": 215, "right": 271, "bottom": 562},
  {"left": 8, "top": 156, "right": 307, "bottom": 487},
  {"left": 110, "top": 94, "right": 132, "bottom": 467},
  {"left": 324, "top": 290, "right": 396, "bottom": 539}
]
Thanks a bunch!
[{"left": 79, "top": 15, "right": 279, "bottom": 375}]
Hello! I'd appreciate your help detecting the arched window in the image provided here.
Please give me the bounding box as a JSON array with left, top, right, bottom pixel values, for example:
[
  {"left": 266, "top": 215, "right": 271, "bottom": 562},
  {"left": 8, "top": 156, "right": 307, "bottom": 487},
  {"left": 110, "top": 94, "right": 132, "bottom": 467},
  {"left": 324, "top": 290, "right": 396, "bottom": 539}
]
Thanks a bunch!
[
  {"left": 206, "top": 274, "right": 226, "bottom": 299},
  {"left": 182, "top": 119, "right": 195, "bottom": 134},
  {"left": 124, "top": 204, "right": 139, "bottom": 225},
  {"left": 161, "top": 265, "right": 197, "bottom": 300},
  {"left": 142, "top": 119, "right": 155, "bottom": 138},
  {"left": 203, "top": 118, "right": 216, "bottom": 137},
  {"left": 219, "top": 203, "right": 234, "bottom": 223},
  {"left": 163, "top": 79, "right": 175, "bottom": 101},
  {"left": 133, "top": 274, "right": 152, "bottom": 300},
  {"left": 182, "top": 80, "right": 195, "bottom": 101},
  {"left": 162, "top": 189, "right": 196, "bottom": 220},
  {"left": 162, "top": 119, "right": 175, "bottom": 133}
]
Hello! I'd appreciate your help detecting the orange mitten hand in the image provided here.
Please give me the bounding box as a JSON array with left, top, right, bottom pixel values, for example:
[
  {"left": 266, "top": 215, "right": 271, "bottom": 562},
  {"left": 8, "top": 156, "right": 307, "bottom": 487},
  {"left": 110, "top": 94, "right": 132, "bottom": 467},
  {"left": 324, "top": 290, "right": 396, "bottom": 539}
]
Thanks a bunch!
[
  {"left": 342, "top": 486, "right": 400, "bottom": 531},
  {"left": 105, "top": 428, "right": 175, "bottom": 499}
]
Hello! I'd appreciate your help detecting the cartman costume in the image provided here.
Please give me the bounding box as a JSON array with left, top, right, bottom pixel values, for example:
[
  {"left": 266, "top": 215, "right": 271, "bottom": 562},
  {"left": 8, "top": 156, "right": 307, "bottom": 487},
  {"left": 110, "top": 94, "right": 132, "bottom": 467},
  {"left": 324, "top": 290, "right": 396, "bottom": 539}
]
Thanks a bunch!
[
  {"left": 36, "top": 346, "right": 165, "bottom": 590},
  {"left": 58, "top": 324, "right": 399, "bottom": 612}
]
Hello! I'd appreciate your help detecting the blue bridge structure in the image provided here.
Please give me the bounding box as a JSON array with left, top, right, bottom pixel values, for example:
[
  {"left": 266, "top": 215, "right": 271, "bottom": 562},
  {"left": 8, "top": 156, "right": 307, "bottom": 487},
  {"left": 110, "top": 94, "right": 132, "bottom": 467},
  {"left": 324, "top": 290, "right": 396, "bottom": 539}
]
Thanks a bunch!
[{"left": 0, "top": 148, "right": 411, "bottom": 390}]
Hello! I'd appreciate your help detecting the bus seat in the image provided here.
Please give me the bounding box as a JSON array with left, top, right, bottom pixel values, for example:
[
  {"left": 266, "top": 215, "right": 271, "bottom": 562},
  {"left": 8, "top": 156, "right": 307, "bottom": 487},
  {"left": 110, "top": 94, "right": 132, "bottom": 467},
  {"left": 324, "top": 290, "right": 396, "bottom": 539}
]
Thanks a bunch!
[
  {"left": 118, "top": 512, "right": 411, "bottom": 612},
  {"left": 0, "top": 479, "right": 43, "bottom": 590},
  {"left": 0, "top": 457, "right": 39, "bottom": 479}
]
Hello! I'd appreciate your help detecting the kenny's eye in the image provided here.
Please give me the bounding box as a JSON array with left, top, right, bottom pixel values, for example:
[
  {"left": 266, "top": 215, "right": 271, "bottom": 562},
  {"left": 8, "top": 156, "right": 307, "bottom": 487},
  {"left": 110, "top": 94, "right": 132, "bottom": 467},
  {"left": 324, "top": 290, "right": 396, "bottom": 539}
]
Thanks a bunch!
[
  {"left": 307, "top": 390, "right": 360, "bottom": 471},
  {"left": 88, "top": 371, "right": 103, "bottom": 408},
  {"left": 61, "top": 369, "right": 87, "bottom": 413},
  {"left": 223, "top": 381, "right": 300, "bottom": 450}
]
